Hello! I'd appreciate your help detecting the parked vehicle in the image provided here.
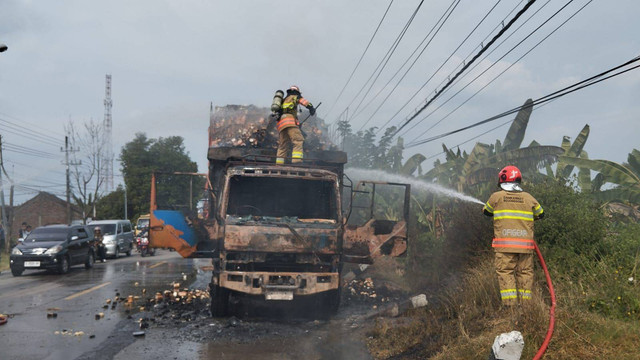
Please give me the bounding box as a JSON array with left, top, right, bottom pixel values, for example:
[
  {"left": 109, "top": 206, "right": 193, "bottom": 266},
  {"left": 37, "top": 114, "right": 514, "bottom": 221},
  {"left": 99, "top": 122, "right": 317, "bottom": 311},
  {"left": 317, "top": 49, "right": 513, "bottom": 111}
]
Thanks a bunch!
[
  {"left": 136, "top": 229, "right": 155, "bottom": 257},
  {"left": 87, "top": 220, "right": 134, "bottom": 258},
  {"left": 9, "top": 224, "right": 95, "bottom": 276}
]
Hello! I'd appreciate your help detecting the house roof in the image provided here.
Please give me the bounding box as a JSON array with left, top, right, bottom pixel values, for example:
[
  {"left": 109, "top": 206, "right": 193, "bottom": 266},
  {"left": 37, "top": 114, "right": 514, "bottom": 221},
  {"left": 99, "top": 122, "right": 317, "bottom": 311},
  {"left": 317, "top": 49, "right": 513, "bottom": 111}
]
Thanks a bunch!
[{"left": 16, "top": 191, "right": 82, "bottom": 213}]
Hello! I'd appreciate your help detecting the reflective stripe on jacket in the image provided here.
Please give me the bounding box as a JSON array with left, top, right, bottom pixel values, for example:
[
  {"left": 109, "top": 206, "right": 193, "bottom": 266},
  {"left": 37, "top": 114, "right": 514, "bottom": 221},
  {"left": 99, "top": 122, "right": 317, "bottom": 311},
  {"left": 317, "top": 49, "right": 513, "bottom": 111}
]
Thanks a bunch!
[
  {"left": 278, "top": 94, "right": 313, "bottom": 132},
  {"left": 483, "top": 189, "right": 543, "bottom": 253}
]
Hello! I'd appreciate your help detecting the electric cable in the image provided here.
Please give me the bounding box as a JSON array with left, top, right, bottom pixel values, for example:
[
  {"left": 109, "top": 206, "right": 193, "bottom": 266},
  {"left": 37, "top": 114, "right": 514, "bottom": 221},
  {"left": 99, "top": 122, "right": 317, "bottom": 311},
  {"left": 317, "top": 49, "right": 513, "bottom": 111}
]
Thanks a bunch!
[
  {"left": 403, "top": 0, "right": 580, "bottom": 141},
  {"left": 423, "top": 99, "right": 556, "bottom": 161},
  {"left": 381, "top": 1, "right": 526, "bottom": 132},
  {"left": 0, "top": 115, "right": 64, "bottom": 144},
  {"left": 4, "top": 142, "right": 60, "bottom": 158},
  {"left": 325, "top": 0, "right": 395, "bottom": 118},
  {"left": 355, "top": 0, "right": 465, "bottom": 130},
  {"left": 369, "top": 0, "right": 506, "bottom": 133},
  {"left": 405, "top": 56, "right": 640, "bottom": 148},
  {"left": 338, "top": 0, "right": 425, "bottom": 120},
  {"left": 393, "top": 0, "right": 539, "bottom": 136}
]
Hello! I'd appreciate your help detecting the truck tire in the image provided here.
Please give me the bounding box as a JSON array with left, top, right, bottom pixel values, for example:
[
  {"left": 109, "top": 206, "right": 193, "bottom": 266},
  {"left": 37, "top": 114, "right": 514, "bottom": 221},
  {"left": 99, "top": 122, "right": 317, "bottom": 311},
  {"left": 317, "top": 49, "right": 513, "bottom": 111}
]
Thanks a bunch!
[
  {"left": 210, "top": 285, "right": 229, "bottom": 317},
  {"left": 326, "top": 288, "right": 341, "bottom": 315}
]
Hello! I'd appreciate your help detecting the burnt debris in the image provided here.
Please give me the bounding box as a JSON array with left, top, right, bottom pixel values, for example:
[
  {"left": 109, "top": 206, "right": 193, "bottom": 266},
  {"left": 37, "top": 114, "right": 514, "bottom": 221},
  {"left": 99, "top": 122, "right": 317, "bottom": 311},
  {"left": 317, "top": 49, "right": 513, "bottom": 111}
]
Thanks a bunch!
[{"left": 209, "top": 105, "right": 336, "bottom": 151}]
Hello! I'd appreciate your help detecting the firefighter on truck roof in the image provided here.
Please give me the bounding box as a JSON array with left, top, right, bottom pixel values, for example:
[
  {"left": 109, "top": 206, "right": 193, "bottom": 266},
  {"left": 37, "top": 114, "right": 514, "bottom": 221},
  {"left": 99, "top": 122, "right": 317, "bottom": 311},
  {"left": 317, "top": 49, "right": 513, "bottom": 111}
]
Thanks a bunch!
[
  {"left": 483, "top": 165, "right": 544, "bottom": 306},
  {"left": 272, "top": 85, "right": 316, "bottom": 165}
]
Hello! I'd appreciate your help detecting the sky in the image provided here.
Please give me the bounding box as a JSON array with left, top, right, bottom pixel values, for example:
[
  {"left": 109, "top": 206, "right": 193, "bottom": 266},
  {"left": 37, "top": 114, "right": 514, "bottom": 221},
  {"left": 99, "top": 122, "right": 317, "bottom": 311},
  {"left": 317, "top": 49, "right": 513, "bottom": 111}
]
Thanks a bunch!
[{"left": 0, "top": 0, "right": 639, "bottom": 204}]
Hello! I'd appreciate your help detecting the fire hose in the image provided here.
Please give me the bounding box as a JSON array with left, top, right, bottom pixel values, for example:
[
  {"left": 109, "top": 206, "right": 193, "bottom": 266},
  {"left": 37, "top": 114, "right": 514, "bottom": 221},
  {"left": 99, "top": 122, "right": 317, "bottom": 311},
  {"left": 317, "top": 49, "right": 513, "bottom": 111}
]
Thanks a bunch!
[{"left": 533, "top": 241, "right": 556, "bottom": 360}]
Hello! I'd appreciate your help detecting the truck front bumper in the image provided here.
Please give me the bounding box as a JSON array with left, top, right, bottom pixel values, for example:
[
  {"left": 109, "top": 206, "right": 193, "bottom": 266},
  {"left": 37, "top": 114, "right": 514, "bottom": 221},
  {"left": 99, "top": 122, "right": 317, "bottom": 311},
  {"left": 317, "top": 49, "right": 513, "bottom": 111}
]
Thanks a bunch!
[{"left": 218, "top": 271, "right": 339, "bottom": 299}]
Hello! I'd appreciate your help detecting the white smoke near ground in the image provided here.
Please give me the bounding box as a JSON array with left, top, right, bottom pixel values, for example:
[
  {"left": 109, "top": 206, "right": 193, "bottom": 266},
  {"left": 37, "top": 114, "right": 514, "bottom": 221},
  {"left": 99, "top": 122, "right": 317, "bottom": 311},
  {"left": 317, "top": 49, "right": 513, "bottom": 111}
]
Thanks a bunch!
[{"left": 345, "top": 168, "right": 484, "bottom": 205}]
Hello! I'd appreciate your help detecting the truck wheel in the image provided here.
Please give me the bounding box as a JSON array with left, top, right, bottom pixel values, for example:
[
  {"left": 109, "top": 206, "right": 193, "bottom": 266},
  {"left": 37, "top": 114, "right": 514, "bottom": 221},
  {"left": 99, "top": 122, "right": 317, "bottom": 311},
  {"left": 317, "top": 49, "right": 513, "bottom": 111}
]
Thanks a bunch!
[
  {"left": 326, "top": 288, "right": 341, "bottom": 315},
  {"left": 126, "top": 246, "right": 132, "bottom": 257},
  {"left": 210, "top": 285, "right": 229, "bottom": 317},
  {"left": 58, "top": 255, "right": 70, "bottom": 274},
  {"left": 11, "top": 266, "right": 23, "bottom": 277},
  {"left": 85, "top": 251, "right": 95, "bottom": 269},
  {"left": 114, "top": 246, "right": 120, "bottom": 259}
]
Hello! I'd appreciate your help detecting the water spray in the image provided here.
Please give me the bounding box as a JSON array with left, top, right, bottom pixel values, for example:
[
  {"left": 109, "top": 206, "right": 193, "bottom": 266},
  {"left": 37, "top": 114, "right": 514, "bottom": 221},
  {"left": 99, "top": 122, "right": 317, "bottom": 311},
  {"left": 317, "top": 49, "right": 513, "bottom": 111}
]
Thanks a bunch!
[{"left": 345, "top": 168, "right": 484, "bottom": 205}]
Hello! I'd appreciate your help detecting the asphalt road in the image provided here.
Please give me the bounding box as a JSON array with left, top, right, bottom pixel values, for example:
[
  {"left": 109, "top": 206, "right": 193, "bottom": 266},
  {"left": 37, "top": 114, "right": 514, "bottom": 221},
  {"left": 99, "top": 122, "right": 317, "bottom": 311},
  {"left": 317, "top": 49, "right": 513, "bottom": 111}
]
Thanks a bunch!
[
  {"left": 0, "top": 250, "right": 200, "bottom": 360},
  {"left": 0, "top": 251, "right": 374, "bottom": 360}
]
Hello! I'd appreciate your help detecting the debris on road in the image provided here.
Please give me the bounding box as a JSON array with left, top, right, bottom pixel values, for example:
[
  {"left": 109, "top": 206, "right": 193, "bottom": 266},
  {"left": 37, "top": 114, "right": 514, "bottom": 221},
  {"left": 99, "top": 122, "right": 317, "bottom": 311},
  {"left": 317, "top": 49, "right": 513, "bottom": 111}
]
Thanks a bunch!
[
  {"left": 46, "top": 312, "right": 58, "bottom": 319},
  {"left": 95, "top": 312, "right": 105, "bottom": 320},
  {"left": 132, "top": 331, "right": 145, "bottom": 337},
  {"left": 0, "top": 314, "right": 7, "bottom": 325}
]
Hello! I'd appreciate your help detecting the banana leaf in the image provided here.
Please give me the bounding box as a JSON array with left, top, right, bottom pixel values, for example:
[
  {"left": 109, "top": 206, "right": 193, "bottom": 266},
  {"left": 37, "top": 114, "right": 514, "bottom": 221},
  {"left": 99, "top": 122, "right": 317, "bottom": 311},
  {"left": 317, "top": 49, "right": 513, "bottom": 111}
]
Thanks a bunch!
[
  {"left": 557, "top": 156, "right": 640, "bottom": 187},
  {"left": 592, "top": 173, "right": 605, "bottom": 192},
  {"left": 468, "top": 146, "right": 565, "bottom": 175},
  {"left": 592, "top": 187, "right": 640, "bottom": 204},
  {"left": 555, "top": 135, "right": 573, "bottom": 178},
  {"left": 503, "top": 98, "right": 533, "bottom": 152},
  {"left": 560, "top": 124, "right": 590, "bottom": 178},
  {"left": 626, "top": 149, "right": 640, "bottom": 177},
  {"left": 462, "top": 143, "right": 492, "bottom": 176},
  {"left": 577, "top": 150, "right": 591, "bottom": 191},
  {"left": 401, "top": 153, "right": 426, "bottom": 176}
]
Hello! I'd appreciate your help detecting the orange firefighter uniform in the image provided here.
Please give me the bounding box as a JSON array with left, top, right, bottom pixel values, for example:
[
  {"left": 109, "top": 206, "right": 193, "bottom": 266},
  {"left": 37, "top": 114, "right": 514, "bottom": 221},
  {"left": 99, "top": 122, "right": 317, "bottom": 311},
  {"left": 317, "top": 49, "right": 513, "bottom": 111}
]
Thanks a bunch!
[
  {"left": 483, "top": 166, "right": 544, "bottom": 305},
  {"left": 275, "top": 86, "right": 315, "bottom": 164}
]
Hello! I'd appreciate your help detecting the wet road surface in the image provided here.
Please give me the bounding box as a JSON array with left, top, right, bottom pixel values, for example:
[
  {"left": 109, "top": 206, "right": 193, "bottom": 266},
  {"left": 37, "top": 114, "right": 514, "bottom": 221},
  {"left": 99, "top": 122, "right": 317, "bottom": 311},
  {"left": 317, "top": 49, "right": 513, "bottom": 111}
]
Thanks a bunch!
[{"left": 0, "top": 251, "right": 376, "bottom": 360}]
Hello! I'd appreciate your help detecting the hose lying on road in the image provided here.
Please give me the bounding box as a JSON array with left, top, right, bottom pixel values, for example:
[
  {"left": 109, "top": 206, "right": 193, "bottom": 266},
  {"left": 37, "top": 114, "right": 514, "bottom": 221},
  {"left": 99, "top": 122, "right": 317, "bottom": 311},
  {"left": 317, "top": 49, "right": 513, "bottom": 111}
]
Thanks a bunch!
[{"left": 533, "top": 242, "right": 556, "bottom": 360}]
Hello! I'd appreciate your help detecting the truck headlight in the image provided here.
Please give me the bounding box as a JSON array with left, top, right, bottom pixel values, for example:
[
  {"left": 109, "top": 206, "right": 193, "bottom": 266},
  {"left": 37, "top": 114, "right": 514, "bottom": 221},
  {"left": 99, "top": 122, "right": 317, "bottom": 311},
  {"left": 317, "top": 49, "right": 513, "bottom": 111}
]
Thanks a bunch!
[
  {"left": 45, "top": 245, "right": 63, "bottom": 255},
  {"left": 11, "top": 247, "right": 22, "bottom": 255}
]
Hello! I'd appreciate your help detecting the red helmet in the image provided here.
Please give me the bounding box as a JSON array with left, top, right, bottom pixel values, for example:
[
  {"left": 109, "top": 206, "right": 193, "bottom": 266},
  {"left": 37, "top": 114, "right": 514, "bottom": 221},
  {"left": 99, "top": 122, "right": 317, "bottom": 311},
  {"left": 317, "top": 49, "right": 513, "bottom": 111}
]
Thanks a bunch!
[{"left": 498, "top": 165, "right": 522, "bottom": 184}]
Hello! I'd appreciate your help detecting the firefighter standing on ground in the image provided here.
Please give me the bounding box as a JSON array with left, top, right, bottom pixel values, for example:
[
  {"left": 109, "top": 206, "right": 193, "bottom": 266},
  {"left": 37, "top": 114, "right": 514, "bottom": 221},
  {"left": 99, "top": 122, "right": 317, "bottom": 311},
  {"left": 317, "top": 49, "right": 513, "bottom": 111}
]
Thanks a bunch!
[
  {"left": 273, "top": 85, "right": 316, "bottom": 164},
  {"left": 483, "top": 166, "right": 544, "bottom": 306}
]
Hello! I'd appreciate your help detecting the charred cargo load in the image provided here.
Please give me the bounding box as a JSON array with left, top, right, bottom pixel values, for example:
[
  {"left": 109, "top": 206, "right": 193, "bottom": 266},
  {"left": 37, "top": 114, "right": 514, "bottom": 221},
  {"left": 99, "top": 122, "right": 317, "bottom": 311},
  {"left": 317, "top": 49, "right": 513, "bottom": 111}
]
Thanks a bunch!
[{"left": 149, "top": 105, "right": 410, "bottom": 316}]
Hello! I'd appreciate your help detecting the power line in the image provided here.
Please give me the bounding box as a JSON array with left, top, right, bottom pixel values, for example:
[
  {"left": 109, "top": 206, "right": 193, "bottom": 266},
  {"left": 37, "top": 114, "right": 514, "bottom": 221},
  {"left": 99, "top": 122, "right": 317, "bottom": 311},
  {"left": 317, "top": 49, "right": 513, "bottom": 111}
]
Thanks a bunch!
[
  {"left": 355, "top": 0, "right": 465, "bottom": 130},
  {"left": 367, "top": 0, "right": 504, "bottom": 133},
  {"left": 0, "top": 115, "right": 64, "bottom": 144},
  {"left": 325, "top": 0, "right": 395, "bottom": 118},
  {"left": 338, "top": 0, "right": 425, "bottom": 121},
  {"left": 402, "top": 0, "right": 576, "bottom": 140},
  {"left": 406, "top": 55, "right": 640, "bottom": 148},
  {"left": 379, "top": 0, "right": 525, "bottom": 133},
  {"left": 393, "top": 0, "right": 539, "bottom": 137},
  {"left": 423, "top": 99, "right": 557, "bottom": 161}
]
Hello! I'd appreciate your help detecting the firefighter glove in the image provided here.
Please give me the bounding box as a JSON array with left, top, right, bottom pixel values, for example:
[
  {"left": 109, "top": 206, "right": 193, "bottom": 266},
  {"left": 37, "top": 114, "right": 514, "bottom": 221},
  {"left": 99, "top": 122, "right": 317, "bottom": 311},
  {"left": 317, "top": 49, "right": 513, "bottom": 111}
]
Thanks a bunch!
[{"left": 309, "top": 106, "right": 316, "bottom": 116}]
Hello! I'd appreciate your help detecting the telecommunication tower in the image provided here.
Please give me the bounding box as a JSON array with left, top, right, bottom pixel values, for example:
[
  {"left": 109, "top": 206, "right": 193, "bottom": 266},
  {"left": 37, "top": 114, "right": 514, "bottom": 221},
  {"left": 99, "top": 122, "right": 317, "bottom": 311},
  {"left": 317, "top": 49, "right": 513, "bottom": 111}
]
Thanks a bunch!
[{"left": 104, "top": 74, "right": 113, "bottom": 191}]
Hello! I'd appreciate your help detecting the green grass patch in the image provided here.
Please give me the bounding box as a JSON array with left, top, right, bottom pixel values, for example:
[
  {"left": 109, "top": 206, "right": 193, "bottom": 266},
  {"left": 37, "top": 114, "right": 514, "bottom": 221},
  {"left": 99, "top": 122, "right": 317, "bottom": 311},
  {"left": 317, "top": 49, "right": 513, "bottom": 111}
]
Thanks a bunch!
[{"left": 0, "top": 252, "right": 9, "bottom": 272}]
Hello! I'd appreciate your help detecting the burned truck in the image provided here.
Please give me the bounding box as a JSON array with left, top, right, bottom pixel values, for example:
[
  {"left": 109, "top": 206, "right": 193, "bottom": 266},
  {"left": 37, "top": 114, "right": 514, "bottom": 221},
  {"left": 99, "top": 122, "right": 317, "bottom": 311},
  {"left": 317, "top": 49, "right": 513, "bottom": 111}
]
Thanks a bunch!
[{"left": 149, "top": 105, "right": 410, "bottom": 316}]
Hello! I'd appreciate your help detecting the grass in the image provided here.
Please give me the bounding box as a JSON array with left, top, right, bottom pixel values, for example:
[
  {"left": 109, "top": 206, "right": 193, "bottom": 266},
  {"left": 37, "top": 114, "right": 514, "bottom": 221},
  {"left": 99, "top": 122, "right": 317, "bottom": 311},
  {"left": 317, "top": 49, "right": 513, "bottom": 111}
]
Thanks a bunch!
[
  {"left": 367, "top": 254, "right": 640, "bottom": 359},
  {"left": 0, "top": 251, "right": 9, "bottom": 272}
]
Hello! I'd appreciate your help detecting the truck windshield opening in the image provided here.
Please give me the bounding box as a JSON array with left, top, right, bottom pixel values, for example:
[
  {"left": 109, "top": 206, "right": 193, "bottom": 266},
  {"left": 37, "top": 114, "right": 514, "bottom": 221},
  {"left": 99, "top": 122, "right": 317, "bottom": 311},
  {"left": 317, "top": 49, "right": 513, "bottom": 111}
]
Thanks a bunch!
[{"left": 227, "top": 176, "right": 338, "bottom": 221}]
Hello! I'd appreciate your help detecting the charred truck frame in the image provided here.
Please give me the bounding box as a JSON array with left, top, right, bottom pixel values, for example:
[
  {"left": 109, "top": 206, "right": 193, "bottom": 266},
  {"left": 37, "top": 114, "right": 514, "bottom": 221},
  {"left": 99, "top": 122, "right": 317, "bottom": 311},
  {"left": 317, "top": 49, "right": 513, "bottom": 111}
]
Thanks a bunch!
[{"left": 149, "top": 107, "right": 410, "bottom": 316}]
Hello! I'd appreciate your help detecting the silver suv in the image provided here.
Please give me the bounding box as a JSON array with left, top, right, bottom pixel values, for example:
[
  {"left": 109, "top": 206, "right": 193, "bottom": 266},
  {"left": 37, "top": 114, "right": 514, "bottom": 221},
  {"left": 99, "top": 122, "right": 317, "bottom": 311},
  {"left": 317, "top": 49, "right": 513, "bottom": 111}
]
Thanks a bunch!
[{"left": 87, "top": 220, "right": 134, "bottom": 258}]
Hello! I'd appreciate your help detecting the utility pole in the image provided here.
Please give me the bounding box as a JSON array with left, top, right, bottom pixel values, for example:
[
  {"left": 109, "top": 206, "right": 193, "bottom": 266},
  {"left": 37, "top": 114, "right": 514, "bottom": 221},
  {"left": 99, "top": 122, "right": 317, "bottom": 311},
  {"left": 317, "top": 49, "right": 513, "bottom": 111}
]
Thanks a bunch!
[
  {"left": 123, "top": 185, "right": 128, "bottom": 220},
  {"left": 103, "top": 74, "right": 113, "bottom": 192},
  {"left": 0, "top": 135, "right": 9, "bottom": 251},
  {"left": 61, "top": 136, "right": 80, "bottom": 224}
]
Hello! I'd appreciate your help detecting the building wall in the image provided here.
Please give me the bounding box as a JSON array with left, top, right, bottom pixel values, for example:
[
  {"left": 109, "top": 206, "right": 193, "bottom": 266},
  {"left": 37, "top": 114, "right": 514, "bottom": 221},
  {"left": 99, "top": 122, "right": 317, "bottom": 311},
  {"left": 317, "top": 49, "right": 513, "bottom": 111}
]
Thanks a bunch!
[{"left": 11, "top": 193, "right": 82, "bottom": 239}]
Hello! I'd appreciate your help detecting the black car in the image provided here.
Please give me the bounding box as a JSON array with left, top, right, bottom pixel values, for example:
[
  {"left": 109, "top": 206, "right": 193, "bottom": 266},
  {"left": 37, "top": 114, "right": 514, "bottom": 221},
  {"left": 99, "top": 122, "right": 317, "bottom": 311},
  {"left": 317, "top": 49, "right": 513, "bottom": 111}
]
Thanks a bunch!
[{"left": 9, "top": 224, "right": 95, "bottom": 276}]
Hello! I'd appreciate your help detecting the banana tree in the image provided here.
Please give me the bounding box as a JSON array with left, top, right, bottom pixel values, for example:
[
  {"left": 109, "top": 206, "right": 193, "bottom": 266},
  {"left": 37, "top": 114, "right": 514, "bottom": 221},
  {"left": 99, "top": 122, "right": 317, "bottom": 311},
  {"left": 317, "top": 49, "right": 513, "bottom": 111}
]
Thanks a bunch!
[
  {"left": 422, "top": 99, "right": 563, "bottom": 197},
  {"left": 557, "top": 149, "right": 640, "bottom": 205}
]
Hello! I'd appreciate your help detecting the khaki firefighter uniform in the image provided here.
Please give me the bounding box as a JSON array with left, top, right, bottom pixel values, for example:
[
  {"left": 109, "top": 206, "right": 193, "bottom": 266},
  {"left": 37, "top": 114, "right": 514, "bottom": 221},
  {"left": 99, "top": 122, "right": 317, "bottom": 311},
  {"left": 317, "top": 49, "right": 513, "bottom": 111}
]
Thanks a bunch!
[
  {"left": 483, "top": 189, "right": 543, "bottom": 305},
  {"left": 276, "top": 93, "right": 314, "bottom": 164}
]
